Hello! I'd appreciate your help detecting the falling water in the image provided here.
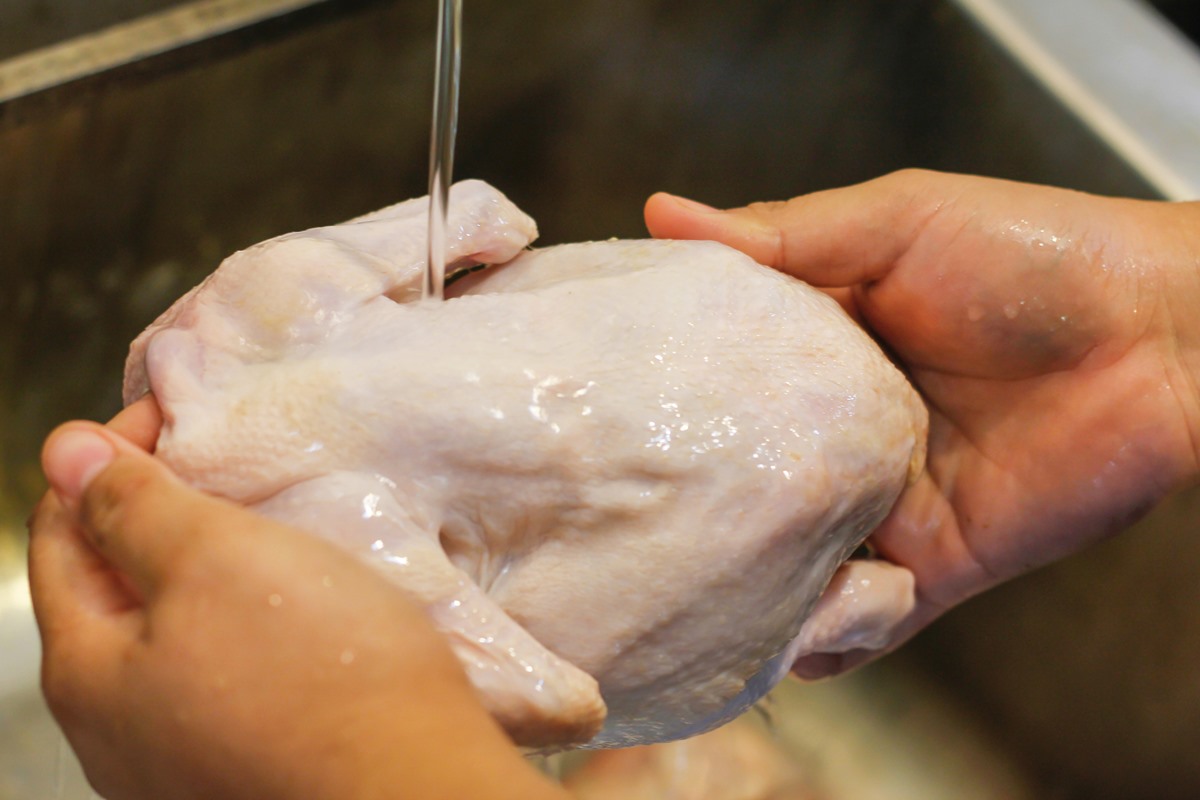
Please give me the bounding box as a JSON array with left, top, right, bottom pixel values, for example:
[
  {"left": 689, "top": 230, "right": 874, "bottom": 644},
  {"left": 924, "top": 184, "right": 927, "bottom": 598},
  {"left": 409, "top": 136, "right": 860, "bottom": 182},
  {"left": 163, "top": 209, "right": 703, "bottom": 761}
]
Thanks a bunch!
[{"left": 424, "top": 0, "right": 464, "bottom": 302}]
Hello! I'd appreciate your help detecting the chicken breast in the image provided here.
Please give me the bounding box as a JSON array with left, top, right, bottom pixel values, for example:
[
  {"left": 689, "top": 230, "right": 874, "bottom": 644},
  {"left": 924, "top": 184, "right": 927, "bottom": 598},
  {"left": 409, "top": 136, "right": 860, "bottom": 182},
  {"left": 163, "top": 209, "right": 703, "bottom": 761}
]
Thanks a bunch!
[{"left": 124, "top": 180, "right": 927, "bottom": 749}]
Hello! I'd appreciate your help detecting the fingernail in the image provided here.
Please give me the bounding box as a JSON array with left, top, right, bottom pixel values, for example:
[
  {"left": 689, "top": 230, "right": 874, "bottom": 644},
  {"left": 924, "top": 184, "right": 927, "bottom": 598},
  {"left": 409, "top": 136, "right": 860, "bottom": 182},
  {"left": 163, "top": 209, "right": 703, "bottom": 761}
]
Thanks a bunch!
[
  {"left": 44, "top": 429, "right": 115, "bottom": 505},
  {"left": 670, "top": 195, "right": 720, "bottom": 214}
]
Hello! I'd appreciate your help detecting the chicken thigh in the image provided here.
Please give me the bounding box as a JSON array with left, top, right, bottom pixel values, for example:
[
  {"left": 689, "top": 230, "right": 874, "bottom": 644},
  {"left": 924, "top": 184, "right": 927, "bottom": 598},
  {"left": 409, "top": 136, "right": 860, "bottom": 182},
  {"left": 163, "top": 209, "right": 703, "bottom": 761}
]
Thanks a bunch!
[{"left": 124, "top": 181, "right": 927, "bottom": 749}]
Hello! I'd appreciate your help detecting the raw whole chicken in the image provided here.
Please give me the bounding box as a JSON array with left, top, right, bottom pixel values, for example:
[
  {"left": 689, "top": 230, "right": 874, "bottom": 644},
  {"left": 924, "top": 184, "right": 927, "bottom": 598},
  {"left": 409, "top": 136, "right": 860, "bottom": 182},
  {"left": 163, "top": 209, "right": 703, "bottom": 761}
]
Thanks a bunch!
[{"left": 124, "top": 181, "right": 927, "bottom": 749}]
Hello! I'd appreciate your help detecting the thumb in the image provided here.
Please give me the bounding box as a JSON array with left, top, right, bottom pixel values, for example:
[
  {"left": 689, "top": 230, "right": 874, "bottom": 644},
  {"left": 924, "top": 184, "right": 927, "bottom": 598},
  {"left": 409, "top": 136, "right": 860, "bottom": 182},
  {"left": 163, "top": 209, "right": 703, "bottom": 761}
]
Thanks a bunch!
[
  {"left": 41, "top": 423, "right": 218, "bottom": 598},
  {"left": 644, "top": 170, "right": 943, "bottom": 288}
]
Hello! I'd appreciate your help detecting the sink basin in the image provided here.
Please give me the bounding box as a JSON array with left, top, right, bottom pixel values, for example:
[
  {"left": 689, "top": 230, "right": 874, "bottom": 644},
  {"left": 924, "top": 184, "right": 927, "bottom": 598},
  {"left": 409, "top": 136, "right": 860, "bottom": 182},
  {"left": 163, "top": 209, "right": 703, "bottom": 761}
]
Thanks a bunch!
[
  {"left": 0, "top": 0, "right": 184, "bottom": 60},
  {"left": 3, "top": 0, "right": 1199, "bottom": 797}
]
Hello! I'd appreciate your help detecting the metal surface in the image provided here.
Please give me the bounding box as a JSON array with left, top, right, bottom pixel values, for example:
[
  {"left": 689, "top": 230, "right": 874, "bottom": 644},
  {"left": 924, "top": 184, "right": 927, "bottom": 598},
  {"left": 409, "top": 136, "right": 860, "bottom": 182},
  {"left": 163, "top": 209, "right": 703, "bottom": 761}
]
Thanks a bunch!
[
  {"left": 958, "top": 0, "right": 1200, "bottom": 199},
  {"left": 0, "top": 0, "right": 390, "bottom": 122},
  {"left": 0, "top": 1, "right": 184, "bottom": 60},
  {"left": 1, "top": 0, "right": 325, "bottom": 100},
  {"left": 1, "top": 0, "right": 1198, "bottom": 797}
]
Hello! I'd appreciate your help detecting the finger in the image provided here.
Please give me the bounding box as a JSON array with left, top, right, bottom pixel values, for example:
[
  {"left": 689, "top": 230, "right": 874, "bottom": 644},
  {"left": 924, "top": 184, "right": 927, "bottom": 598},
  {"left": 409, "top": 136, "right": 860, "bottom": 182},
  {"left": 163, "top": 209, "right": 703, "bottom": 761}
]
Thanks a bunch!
[
  {"left": 791, "top": 458, "right": 1001, "bottom": 681},
  {"left": 27, "top": 490, "right": 134, "bottom": 735},
  {"left": 867, "top": 466, "right": 998, "bottom": 608},
  {"left": 791, "top": 465, "right": 1002, "bottom": 682},
  {"left": 41, "top": 424, "right": 118, "bottom": 514},
  {"left": 28, "top": 490, "right": 140, "bottom": 633},
  {"left": 41, "top": 422, "right": 219, "bottom": 598},
  {"left": 644, "top": 170, "right": 949, "bottom": 288},
  {"left": 106, "top": 395, "right": 163, "bottom": 452}
]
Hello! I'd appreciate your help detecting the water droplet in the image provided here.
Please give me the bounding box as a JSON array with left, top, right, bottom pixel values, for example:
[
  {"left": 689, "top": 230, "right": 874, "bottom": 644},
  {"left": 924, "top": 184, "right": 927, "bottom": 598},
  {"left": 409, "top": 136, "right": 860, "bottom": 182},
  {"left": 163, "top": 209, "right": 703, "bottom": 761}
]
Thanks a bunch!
[
  {"left": 1003, "top": 303, "right": 1019, "bottom": 319},
  {"left": 267, "top": 593, "right": 283, "bottom": 607},
  {"left": 966, "top": 305, "right": 984, "bottom": 322},
  {"left": 340, "top": 649, "right": 356, "bottom": 665},
  {"left": 361, "top": 494, "right": 382, "bottom": 519}
]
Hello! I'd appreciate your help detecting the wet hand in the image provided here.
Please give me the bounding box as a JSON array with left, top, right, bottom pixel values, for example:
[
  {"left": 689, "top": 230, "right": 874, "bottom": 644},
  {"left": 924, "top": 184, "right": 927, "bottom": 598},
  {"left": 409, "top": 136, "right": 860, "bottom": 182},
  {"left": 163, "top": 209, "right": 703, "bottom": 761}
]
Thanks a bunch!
[
  {"left": 646, "top": 169, "right": 1200, "bottom": 675},
  {"left": 29, "top": 399, "right": 565, "bottom": 800}
]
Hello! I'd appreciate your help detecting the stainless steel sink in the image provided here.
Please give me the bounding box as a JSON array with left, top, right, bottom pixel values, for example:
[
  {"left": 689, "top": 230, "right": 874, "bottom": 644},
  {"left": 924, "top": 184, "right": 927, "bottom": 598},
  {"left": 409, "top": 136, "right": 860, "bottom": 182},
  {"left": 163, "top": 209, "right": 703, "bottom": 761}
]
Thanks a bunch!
[
  {"left": 0, "top": 0, "right": 184, "bottom": 60},
  {"left": 3, "top": 1, "right": 1199, "bottom": 797}
]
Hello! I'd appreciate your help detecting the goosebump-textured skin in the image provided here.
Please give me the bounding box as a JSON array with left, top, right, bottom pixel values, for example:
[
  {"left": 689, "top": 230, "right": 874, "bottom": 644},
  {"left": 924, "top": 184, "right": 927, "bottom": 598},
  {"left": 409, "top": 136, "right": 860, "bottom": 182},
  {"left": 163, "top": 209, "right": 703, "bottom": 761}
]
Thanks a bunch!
[{"left": 124, "top": 180, "right": 927, "bottom": 749}]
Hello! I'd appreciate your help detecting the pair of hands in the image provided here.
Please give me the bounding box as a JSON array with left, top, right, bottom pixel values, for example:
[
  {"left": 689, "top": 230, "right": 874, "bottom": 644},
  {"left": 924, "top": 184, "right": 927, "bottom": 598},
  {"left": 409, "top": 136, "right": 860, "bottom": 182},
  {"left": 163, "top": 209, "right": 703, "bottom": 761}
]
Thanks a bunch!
[{"left": 29, "top": 169, "right": 1200, "bottom": 799}]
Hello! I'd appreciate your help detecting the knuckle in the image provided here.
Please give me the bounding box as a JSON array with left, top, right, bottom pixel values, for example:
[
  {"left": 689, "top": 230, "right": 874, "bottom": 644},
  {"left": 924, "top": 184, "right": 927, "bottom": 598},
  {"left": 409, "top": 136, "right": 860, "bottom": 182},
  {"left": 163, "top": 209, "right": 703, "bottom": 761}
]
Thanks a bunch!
[
  {"left": 876, "top": 168, "right": 941, "bottom": 204},
  {"left": 882, "top": 167, "right": 953, "bottom": 201},
  {"left": 743, "top": 201, "right": 792, "bottom": 266},
  {"left": 885, "top": 166, "right": 933, "bottom": 184},
  {"left": 80, "top": 459, "right": 158, "bottom": 545}
]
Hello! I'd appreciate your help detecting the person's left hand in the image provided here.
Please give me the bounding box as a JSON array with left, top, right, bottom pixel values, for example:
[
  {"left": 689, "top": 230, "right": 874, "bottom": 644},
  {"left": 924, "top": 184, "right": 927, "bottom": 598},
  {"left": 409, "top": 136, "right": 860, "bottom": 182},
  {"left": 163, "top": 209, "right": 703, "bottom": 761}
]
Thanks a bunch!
[
  {"left": 644, "top": 173, "right": 1200, "bottom": 677},
  {"left": 28, "top": 399, "right": 566, "bottom": 800}
]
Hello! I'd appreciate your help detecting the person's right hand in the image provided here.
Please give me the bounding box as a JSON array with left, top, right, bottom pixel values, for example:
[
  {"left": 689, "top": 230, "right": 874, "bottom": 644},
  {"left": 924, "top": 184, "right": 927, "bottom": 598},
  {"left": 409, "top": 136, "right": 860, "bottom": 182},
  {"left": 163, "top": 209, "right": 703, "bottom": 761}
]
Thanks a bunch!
[
  {"left": 29, "top": 404, "right": 567, "bottom": 800},
  {"left": 646, "top": 169, "right": 1200, "bottom": 676}
]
